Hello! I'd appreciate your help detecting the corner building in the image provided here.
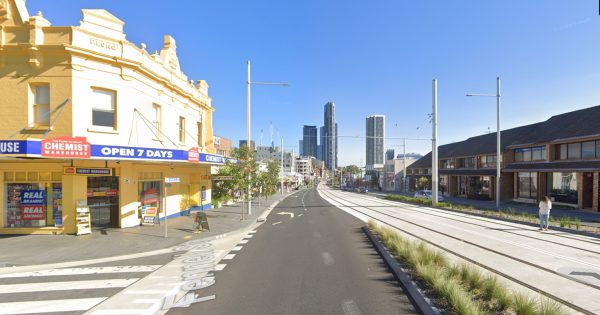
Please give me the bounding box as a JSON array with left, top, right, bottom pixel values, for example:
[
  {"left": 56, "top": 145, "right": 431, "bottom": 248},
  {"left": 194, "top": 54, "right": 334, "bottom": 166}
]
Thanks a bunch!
[{"left": 0, "top": 1, "right": 224, "bottom": 234}]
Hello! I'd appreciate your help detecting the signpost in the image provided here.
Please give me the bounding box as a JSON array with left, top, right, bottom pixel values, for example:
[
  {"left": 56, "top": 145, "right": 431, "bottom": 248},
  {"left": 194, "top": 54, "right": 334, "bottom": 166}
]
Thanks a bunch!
[{"left": 163, "top": 177, "right": 180, "bottom": 238}]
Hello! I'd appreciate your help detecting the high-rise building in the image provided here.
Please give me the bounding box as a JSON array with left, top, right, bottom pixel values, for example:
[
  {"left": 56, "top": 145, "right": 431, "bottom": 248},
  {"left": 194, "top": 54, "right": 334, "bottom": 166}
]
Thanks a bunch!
[
  {"left": 366, "top": 115, "right": 385, "bottom": 168},
  {"left": 239, "top": 140, "right": 256, "bottom": 151},
  {"left": 318, "top": 126, "right": 325, "bottom": 161},
  {"left": 323, "top": 102, "right": 337, "bottom": 170},
  {"left": 302, "top": 125, "right": 318, "bottom": 157},
  {"left": 299, "top": 140, "right": 303, "bottom": 156},
  {"left": 386, "top": 149, "right": 395, "bottom": 161}
]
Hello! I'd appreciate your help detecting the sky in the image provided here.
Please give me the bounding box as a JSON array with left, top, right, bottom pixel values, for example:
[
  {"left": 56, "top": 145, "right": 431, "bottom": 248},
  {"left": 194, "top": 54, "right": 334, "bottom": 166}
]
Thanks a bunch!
[{"left": 29, "top": 0, "right": 600, "bottom": 166}]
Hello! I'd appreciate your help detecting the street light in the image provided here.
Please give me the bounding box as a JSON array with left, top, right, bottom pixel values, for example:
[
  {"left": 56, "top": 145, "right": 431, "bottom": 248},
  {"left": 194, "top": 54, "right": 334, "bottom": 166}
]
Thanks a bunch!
[
  {"left": 466, "top": 76, "right": 501, "bottom": 209},
  {"left": 246, "top": 60, "right": 288, "bottom": 216}
]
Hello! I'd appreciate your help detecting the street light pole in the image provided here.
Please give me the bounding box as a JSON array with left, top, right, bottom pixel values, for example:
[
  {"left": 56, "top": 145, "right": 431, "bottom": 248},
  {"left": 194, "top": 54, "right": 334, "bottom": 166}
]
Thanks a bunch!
[
  {"left": 466, "top": 76, "right": 502, "bottom": 209},
  {"left": 246, "top": 61, "right": 252, "bottom": 216},
  {"left": 245, "top": 60, "right": 288, "bottom": 216},
  {"left": 281, "top": 136, "right": 284, "bottom": 194},
  {"left": 432, "top": 79, "right": 439, "bottom": 205}
]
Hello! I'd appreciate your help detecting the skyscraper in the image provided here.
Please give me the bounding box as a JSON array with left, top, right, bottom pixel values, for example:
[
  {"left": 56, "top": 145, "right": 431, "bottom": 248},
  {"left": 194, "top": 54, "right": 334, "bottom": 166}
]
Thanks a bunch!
[
  {"left": 323, "top": 102, "right": 337, "bottom": 170},
  {"left": 302, "top": 125, "right": 318, "bottom": 157},
  {"left": 318, "top": 126, "right": 325, "bottom": 161},
  {"left": 366, "top": 115, "right": 385, "bottom": 168}
]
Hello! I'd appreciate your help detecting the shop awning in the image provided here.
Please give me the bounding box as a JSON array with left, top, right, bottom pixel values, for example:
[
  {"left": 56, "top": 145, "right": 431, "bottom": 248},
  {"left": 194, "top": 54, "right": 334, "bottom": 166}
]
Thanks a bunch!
[{"left": 0, "top": 137, "right": 229, "bottom": 165}]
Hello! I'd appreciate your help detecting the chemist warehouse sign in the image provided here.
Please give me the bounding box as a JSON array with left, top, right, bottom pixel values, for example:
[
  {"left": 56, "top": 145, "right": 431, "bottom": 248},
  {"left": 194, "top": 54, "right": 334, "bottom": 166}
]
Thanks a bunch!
[{"left": 0, "top": 137, "right": 226, "bottom": 165}]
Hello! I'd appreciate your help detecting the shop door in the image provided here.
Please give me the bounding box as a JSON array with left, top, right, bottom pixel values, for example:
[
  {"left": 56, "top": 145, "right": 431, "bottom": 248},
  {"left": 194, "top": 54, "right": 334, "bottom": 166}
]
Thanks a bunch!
[
  {"left": 582, "top": 172, "right": 593, "bottom": 209},
  {"left": 87, "top": 176, "right": 119, "bottom": 227}
]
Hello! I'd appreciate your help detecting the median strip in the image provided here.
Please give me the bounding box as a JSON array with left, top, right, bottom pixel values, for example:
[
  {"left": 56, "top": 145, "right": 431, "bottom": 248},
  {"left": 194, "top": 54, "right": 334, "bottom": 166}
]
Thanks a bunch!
[{"left": 365, "top": 220, "right": 568, "bottom": 315}]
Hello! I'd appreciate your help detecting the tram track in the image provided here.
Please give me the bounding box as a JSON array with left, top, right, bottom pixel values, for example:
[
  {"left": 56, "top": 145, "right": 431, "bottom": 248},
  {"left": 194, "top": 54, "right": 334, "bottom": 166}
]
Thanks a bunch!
[
  {"left": 357, "top": 194, "right": 600, "bottom": 253},
  {"left": 319, "top": 188, "right": 600, "bottom": 315}
]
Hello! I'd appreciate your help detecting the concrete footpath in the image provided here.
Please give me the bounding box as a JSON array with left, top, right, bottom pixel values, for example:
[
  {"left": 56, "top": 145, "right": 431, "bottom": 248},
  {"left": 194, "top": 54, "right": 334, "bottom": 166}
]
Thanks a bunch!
[
  {"left": 0, "top": 194, "right": 287, "bottom": 269},
  {"left": 373, "top": 191, "right": 600, "bottom": 227}
]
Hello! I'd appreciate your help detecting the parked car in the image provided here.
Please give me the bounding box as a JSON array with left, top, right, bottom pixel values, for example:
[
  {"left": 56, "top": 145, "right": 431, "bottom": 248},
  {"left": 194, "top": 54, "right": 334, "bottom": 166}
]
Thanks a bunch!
[{"left": 413, "top": 190, "right": 444, "bottom": 201}]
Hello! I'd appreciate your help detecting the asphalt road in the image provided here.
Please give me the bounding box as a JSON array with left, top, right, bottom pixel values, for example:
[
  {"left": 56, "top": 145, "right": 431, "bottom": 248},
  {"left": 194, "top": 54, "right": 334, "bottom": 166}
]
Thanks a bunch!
[{"left": 168, "top": 187, "right": 418, "bottom": 315}]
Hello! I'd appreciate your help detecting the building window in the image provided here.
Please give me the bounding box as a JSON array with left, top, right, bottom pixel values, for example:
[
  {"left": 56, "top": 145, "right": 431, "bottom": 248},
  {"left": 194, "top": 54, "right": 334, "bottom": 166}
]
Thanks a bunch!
[
  {"left": 31, "top": 85, "right": 50, "bottom": 125},
  {"left": 582, "top": 141, "right": 595, "bottom": 159},
  {"left": 515, "top": 147, "right": 545, "bottom": 162},
  {"left": 567, "top": 143, "right": 581, "bottom": 160},
  {"left": 597, "top": 141, "right": 600, "bottom": 158},
  {"left": 482, "top": 155, "right": 496, "bottom": 168},
  {"left": 179, "top": 116, "right": 186, "bottom": 143},
  {"left": 517, "top": 172, "right": 537, "bottom": 199},
  {"left": 559, "top": 144, "right": 567, "bottom": 160},
  {"left": 441, "top": 159, "right": 454, "bottom": 169},
  {"left": 197, "top": 121, "right": 203, "bottom": 148},
  {"left": 546, "top": 172, "right": 577, "bottom": 204},
  {"left": 92, "top": 88, "right": 116, "bottom": 128},
  {"left": 152, "top": 104, "right": 161, "bottom": 139}
]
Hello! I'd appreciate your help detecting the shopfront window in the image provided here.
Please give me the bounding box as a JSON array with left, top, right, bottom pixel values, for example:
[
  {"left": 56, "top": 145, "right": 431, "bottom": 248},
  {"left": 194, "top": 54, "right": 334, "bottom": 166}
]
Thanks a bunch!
[
  {"left": 547, "top": 172, "right": 578, "bottom": 204},
  {"left": 4, "top": 181, "right": 62, "bottom": 228},
  {"left": 139, "top": 181, "right": 162, "bottom": 216},
  {"left": 518, "top": 172, "right": 537, "bottom": 199}
]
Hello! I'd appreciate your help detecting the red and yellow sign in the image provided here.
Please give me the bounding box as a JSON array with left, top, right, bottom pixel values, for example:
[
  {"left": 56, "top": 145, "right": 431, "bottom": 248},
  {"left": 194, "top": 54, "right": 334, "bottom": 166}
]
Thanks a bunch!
[
  {"left": 188, "top": 147, "right": 199, "bottom": 162},
  {"left": 21, "top": 205, "right": 46, "bottom": 220},
  {"left": 42, "top": 137, "right": 91, "bottom": 158}
]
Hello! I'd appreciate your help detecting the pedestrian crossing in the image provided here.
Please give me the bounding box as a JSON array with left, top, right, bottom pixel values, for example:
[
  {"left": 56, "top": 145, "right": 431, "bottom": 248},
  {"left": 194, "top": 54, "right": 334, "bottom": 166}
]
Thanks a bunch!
[{"left": 0, "top": 265, "right": 161, "bottom": 315}]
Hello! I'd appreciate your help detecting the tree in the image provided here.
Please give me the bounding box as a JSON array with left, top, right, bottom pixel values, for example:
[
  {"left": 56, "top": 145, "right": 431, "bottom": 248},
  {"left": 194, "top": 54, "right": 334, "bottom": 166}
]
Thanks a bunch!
[
  {"left": 212, "top": 146, "right": 258, "bottom": 204},
  {"left": 418, "top": 176, "right": 429, "bottom": 190},
  {"left": 342, "top": 165, "right": 361, "bottom": 175}
]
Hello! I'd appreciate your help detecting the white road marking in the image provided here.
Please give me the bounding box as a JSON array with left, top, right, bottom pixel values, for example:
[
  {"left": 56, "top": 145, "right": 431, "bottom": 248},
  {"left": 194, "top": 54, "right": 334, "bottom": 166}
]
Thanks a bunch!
[
  {"left": 272, "top": 221, "right": 282, "bottom": 226},
  {"left": 0, "top": 278, "right": 139, "bottom": 294},
  {"left": 232, "top": 246, "right": 243, "bottom": 251},
  {"left": 89, "top": 309, "right": 152, "bottom": 314},
  {"left": 0, "top": 265, "right": 161, "bottom": 278},
  {"left": 244, "top": 235, "right": 254, "bottom": 238},
  {"left": 0, "top": 298, "right": 107, "bottom": 314},
  {"left": 223, "top": 254, "right": 236, "bottom": 260},
  {"left": 342, "top": 299, "right": 362, "bottom": 315},
  {"left": 248, "top": 230, "right": 257, "bottom": 234},
  {"left": 277, "top": 212, "right": 295, "bottom": 218},
  {"left": 215, "top": 264, "right": 226, "bottom": 271},
  {"left": 313, "top": 232, "right": 322, "bottom": 238},
  {"left": 132, "top": 298, "right": 161, "bottom": 304},
  {"left": 321, "top": 252, "right": 335, "bottom": 266},
  {"left": 124, "top": 290, "right": 174, "bottom": 294},
  {"left": 298, "top": 214, "right": 304, "bottom": 217},
  {"left": 239, "top": 240, "right": 249, "bottom": 244}
]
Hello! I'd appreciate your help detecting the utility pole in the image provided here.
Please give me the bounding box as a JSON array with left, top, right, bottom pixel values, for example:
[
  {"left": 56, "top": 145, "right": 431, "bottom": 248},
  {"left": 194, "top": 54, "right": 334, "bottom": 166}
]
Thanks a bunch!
[{"left": 432, "top": 79, "right": 439, "bottom": 205}]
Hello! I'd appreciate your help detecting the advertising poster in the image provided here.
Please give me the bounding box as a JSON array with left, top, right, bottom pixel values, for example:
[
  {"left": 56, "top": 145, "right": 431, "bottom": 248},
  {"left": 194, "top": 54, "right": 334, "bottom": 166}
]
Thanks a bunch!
[
  {"left": 52, "top": 184, "right": 63, "bottom": 226},
  {"left": 20, "top": 189, "right": 46, "bottom": 220},
  {"left": 142, "top": 206, "right": 158, "bottom": 225}
]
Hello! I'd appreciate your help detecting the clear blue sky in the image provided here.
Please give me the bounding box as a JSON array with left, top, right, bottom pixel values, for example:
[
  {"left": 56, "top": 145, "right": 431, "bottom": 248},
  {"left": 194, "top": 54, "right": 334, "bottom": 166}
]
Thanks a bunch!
[{"left": 30, "top": 0, "right": 600, "bottom": 166}]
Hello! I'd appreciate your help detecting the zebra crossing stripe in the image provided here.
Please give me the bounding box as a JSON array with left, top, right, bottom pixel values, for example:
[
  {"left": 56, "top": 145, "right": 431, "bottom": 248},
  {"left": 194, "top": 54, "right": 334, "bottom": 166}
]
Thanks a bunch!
[
  {"left": 0, "top": 278, "right": 139, "bottom": 294},
  {"left": 0, "top": 265, "right": 162, "bottom": 278},
  {"left": 0, "top": 298, "right": 106, "bottom": 315}
]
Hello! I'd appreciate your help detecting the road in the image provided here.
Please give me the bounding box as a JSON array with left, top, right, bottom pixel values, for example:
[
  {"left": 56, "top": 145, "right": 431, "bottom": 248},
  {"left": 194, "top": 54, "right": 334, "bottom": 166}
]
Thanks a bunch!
[
  {"left": 168, "top": 187, "right": 418, "bottom": 315},
  {"left": 319, "top": 186, "right": 600, "bottom": 314}
]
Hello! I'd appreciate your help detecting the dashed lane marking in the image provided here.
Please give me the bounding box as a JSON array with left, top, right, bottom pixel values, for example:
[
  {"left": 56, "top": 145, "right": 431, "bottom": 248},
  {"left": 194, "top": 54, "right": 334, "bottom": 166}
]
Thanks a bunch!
[
  {"left": 215, "top": 264, "right": 226, "bottom": 271},
  {"left": 223, "top": 254, "right": 236, "bottom": 260},
  {"left": 239, "top": 240, "right": 249, "bottom": 244},
  {"left": 321, "top": 252, "right": 335, "bottom": 266},
  {"left": 298, "top": 214, "right": 304, "bottom": 217},
  {"left": 243, "top": 235, "right": 254, "bottom": 238},
  {"left": 232, "top": 246, "right": 243, "bottom": 251},
  {"left": 341, "top": 299, "right": 362, "bottom": 315},
  {"left": 248, "top": 230, "right": 257, "bottom": 234},
  {"left": 272, "top": 221, "right": 282, "bottom": 226}
]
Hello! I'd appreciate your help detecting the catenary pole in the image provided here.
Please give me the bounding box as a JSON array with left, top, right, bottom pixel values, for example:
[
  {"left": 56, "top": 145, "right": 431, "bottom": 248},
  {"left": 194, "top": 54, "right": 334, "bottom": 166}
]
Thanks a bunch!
[
  {"left": 432, "top": 79, "right": 439, "bottom": 205},
  {"left": 496, "top": 77, "right": 501, "bottom": 209},
  {"left": 246, "top": 61, "right": 252, "bottom": 216}
]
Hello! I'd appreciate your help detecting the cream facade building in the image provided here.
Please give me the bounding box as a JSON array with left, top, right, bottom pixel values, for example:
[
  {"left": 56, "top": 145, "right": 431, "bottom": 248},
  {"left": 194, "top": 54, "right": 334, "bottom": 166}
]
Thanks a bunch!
[{"left": 0, "top": 0, "right": 223, "bottom": 234}]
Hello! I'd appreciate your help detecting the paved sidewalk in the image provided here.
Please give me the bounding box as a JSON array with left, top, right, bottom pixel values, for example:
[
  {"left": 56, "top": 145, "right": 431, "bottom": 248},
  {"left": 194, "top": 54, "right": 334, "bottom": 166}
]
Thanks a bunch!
[
  {"left": 371, "top": 191, "right": 600, "bottom": 227},
  {"left": 0, "top": 194, "right": 287, "bottom": 268}
]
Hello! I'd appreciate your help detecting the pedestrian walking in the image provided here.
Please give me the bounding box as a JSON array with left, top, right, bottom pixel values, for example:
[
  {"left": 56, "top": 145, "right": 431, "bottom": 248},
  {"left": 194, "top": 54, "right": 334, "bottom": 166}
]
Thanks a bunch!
[{"left": 538, "top": 196, "right": 552, "bottom": 231}]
